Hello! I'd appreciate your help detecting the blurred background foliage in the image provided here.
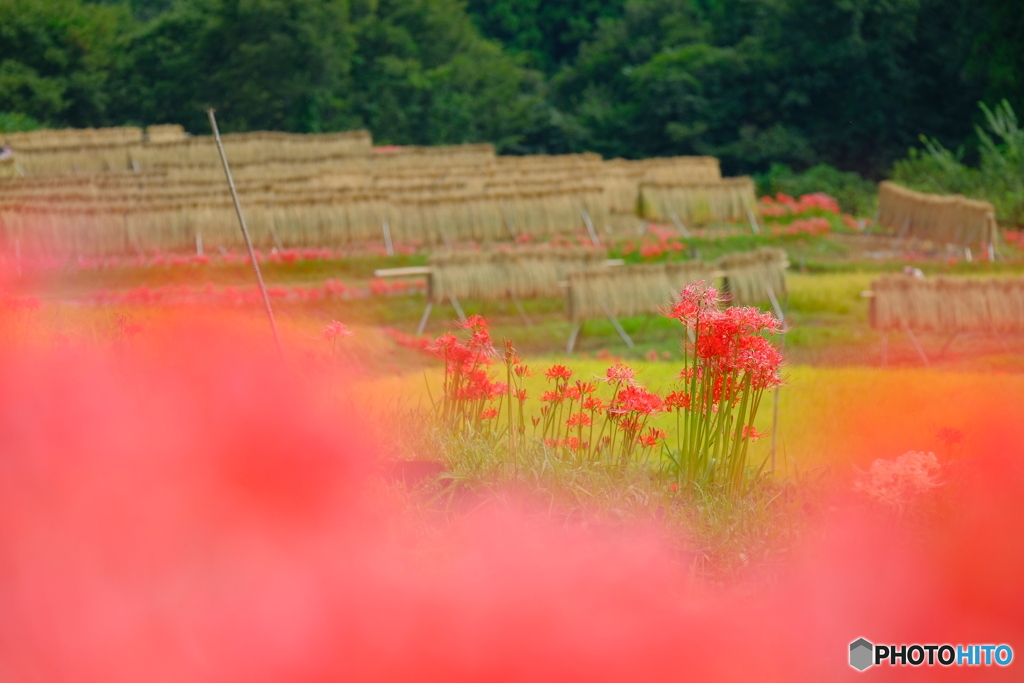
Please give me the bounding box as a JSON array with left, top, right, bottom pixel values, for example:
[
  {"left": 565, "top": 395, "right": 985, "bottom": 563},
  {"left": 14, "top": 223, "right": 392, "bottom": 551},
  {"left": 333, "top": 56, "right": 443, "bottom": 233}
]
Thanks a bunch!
[{"left": 1, "top": 0, "right": 1022, "bottom": 217}]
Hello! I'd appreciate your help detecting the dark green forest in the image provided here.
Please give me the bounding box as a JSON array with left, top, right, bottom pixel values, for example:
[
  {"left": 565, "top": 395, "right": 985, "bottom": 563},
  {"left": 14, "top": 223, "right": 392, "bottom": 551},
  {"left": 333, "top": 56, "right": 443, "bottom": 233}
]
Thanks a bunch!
[{"left": 1, "top": 0, "right": 1022, "bottom": 178}]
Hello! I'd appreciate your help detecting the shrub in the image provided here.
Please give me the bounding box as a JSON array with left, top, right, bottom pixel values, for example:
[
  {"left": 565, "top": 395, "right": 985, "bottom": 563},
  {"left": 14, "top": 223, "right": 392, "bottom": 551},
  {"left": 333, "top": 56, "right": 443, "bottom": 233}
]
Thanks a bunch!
[
  {"left": 756, "top": 163, "right": 877, "bottom": 217},
  {"left": 0, "top": 111, "right": 41, "bottom": 134},
  {"left": 892, "top": 100, "right": 1024, "bottom": 226}
]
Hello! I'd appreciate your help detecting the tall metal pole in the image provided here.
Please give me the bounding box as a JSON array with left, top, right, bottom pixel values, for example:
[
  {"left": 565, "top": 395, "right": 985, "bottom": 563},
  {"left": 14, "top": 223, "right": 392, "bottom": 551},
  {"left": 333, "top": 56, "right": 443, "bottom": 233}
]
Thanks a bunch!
[{"left": 207, "top": 109, "right": 284, "bottom": 357}]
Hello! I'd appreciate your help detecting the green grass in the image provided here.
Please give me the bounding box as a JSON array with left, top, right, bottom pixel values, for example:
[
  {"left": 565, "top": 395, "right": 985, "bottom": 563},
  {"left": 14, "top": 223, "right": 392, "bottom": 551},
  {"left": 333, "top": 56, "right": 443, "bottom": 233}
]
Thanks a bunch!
[{"left": 383, "top": 414, "right": 820, "bottom": 582}]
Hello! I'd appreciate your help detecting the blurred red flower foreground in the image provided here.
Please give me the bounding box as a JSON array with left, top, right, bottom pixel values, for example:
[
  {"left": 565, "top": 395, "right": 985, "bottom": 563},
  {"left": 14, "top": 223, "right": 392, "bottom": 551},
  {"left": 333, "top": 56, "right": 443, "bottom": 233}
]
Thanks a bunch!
[{"left": 0, "top": 325, "right": 1021, "bottom": 682}]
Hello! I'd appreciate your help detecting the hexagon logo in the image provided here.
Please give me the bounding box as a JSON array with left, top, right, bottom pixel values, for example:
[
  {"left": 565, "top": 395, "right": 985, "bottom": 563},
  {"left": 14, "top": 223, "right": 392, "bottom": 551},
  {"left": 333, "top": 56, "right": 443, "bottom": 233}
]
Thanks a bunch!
[{"left": 850, "top": 638, "right": 874, "bottom": 671}]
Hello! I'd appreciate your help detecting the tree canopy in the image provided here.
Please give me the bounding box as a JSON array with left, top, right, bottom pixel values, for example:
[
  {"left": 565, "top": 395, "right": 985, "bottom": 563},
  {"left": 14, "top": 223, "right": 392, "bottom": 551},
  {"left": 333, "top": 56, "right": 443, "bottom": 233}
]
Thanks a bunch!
[{"left": 1, "top": 0, "right": 1020, "bottom": 178}]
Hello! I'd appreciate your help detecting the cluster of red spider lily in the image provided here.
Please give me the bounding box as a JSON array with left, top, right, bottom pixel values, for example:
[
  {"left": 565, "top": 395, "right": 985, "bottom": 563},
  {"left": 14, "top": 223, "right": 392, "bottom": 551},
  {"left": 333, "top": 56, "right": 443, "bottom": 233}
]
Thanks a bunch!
[
  {"left": 427, "top": 315, "right": 508, "bottom": 430},
  {"left": 1, "top": 244, "right": 423, "bottom": 273},
  {"left": 665, "top": 282, "right": 783, "bottom": 492},
  {"left": 759, "top": 192, "right": 840, "bottom": 216},
  {"left": 766, "top": 216, "right": 832, "bottom": 237},
  {"left": 421, "top": 282, "right": 783, "bottom": 486},
  {"left": 617, "top": 224, "right": 689, "bottom": 262},
  {"left": 533, "top": 363, "right": 669, "bottom": 465},
  {"left": 422, "top": 316, "right": 671, "bottom": 466},
  {"left": 79, "top": 278, "right": 424, "bottom": 307}
]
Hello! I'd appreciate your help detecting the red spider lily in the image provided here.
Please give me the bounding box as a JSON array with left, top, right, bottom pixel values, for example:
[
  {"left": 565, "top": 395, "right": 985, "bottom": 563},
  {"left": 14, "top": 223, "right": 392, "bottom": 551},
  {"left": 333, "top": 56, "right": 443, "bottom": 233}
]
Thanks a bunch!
[
  {"left": 481, "top": 408, "right": 499, "bottom": 420},
  {"left": 664, "top": 392, "right": 691, "bottom": 410},
  {"left": 323, "top": 321, "right": 354, "bottom": 340},
  {"left": 514, "top": 364, "right": 533, "bottom": 378},
  {"left": 638, "top": 428, "right": 666, "bottom": 448},
  {"left": 566, "top": 413, "right": 592, "bottom": 429},
  {"left": 937, "top": 427, "right": 964, "bottom": 446},
  {"left": 742, "top": 426, "right": 766, "bottom": 440},
  {"left": 582, "top": 396, "right": 606, "bottom": 412},
  {"left": 575, "top": 381, "right": 597, "bottom": 394},
  {"left": 545, "top": 365, "right": 573, "bottom": 381},
  {"left": 669, "top": 281, "right": 722, "bottom": 322},
  {"left": 540, "top": 390, "right": 563, "bottom": 403},
  {"left": 460, "top": 314, "right": 489, "bottom": 330},
  {"left": 603, "top": 363, "right": 636, "bottom": 385},
  {"left": 384, "top": 328, "right": 431, "bottom": 352},
  {"left": 612, "top": 386, "right": 664, "bottom": 416},
  {"left": 618, "top": 417, "right": 642, "bottom": 435}
]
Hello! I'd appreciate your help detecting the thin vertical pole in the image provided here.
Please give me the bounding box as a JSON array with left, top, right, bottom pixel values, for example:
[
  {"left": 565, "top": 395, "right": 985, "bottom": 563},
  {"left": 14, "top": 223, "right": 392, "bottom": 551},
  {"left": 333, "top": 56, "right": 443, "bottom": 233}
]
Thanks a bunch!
[
  {"left": 207, "top": 109, "right": 284, "bottom": 357},
  {"left": 669, "top": 212, "right": 690, "bottom": 237},
  {"left": 766, "top": 284, "right": 784, "bottom": 473},
  {"left": 566, "top": 321, "right": 582, "bottom": 353},
  {"left": 599, "top": 303, "right": 634, "bottom": 348},
  {"left": 902, "top": 322, "right": 929, "bottom": 366},
  {"left": 503, "top": 212, "right": 518, "bottom": 241},
  {"left": 747, "top": 209, "right": 761, "bottom": 235},
  {"left": 416, "top": 302, "right": 434, "bottom": 336},
  {"left": 508, "top": 291, "right": 532, "bottom": 326},
  {"left": 448, "top": 294, "right": 467, "bottom": 323},
  {"left": 582, "top": 208, "right": 600, "bottom": 246}
]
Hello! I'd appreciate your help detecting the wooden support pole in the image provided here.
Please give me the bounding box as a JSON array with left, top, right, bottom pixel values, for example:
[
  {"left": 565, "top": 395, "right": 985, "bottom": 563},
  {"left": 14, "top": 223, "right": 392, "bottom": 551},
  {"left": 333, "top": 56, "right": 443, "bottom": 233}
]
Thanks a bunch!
[
  {"left": 766, "top": 285, "right": 785, "bottom": 473},
  {"left": 504, "top": 212, "right": 518, "bottom": 241},
  {"left": 208, "top": 108, "right": 284, "bottom": 358},
  {"left": 567, "top": 321, "right": 582, "bottom": 353},
  {"left": 770, "top": 385, "right": 781, "bottom": 474},
  {"left": 600, "top": 303, "right": 634, "bottom": 348},
  {"left": 894, "top": 218, "right": 911, "bottom": 249},
  {"left": 747, "top": 209, "right": 761, "bottom": 235},
  {"left": 902, "top": 322, "right": 929, "bottom": 366},
  {"left": 448, "top": 294, "right": 466, "bottom": 323},
  {"left": 374, "top": 266, "right": 433, "bottom": 278},
  {"left": 636, "top": 313, "right": 654, "bottom": 340},
  {"left": 765, "top": 284, "right": 784, "bottom": 322},
  {"left": 669, "top": 212, "right": 691, "bottom": 238},
  {"left": 382, "top": 220, "right": 394, "bottom": 256},
  {"left": 416, "top": 302, "right": 434, "bottom": 336},
  {"left": 438, "top": 226, "right": 453, "bottom": 252},
  {"left": 268, "top": 219, "right": 284, "bottom": 253},
  {"left": 582, "top": 208, "right": 600, "bottom": 246},
  {"left": 509, "top": 291, "right": 532, "bottom": 327}
]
